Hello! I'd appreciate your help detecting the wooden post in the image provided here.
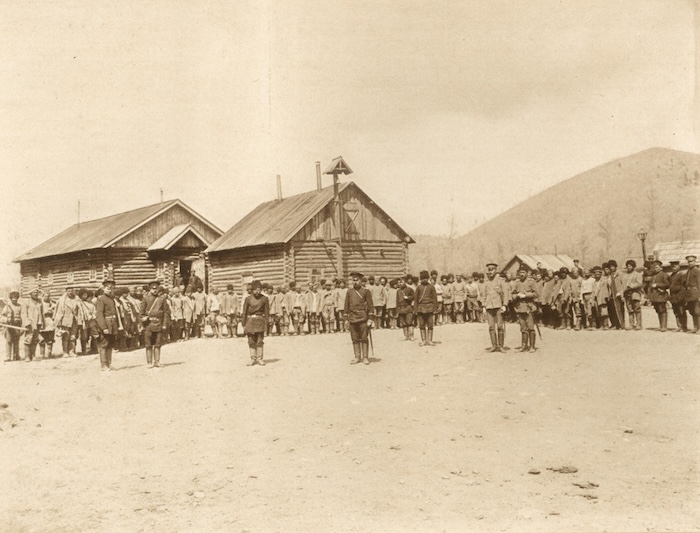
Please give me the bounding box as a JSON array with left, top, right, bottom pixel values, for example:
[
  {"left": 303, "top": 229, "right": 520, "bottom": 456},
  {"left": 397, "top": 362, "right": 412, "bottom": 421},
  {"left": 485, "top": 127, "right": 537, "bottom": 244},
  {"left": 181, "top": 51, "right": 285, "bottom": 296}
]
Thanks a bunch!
[{"left": 334, "top": 173, "right": 343, "bottom": 278}]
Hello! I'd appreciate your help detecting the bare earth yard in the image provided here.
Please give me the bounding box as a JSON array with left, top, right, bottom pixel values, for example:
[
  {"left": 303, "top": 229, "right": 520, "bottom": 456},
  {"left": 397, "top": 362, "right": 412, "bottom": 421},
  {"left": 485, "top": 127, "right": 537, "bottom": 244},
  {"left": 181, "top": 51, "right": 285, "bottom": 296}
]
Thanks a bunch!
[{"left": 1, "top": 310, "right": 698, "bottom": 532}]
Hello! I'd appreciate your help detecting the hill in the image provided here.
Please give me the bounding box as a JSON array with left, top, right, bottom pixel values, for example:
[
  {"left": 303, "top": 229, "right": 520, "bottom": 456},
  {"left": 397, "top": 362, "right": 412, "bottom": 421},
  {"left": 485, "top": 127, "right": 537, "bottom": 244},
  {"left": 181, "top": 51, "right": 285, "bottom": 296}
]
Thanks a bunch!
[{"left": 409, "top": 147, "right": 700, "bottom": 273}]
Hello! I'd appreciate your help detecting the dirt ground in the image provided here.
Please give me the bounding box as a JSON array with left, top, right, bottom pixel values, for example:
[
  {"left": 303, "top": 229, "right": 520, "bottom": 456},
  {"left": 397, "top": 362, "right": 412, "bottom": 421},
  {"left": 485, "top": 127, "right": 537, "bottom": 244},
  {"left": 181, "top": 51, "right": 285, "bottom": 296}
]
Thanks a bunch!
[{"left": 1, "top": 307, "right": 699, "bottom": 533}]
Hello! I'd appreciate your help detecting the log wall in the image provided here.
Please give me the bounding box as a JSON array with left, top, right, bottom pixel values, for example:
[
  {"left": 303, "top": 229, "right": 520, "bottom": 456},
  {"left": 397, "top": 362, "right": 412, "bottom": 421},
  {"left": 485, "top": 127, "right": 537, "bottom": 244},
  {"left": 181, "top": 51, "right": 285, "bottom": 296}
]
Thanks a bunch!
[
  {"left": 19, "top": 250, "right": 108, "bottom": 298},
  {"left": 208, "top": 245, "right": 286, "bottom": 293}
]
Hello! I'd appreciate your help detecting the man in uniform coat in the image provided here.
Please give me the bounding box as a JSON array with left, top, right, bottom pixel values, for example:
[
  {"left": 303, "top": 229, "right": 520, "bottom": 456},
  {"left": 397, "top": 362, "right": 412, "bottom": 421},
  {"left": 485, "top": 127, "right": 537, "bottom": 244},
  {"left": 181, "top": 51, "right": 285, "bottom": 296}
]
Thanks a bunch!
[
  {"left": 95, "top": 279, "right": 119, "bottom": 372},
  {"left": 414, "top": 270, "right": 439, "bottom": 346},
  {"left": 647, "top": 259, "right": 670, "bottom": 332},
  {"left": 344, "top": 272, "right": 374, "bottom": 365},
  {"left": 483, "top": 262, "right": 509, "bottom": 352},
  {"left": 668, "top": 260, "right": 688, "bottom": 332},
  {"left": 396, "top": 276, "right": 415, "bottom": 341},
  {"left": 140, "top": 279, "right": 171, "bottom": 369},
  {"left": 511, "top": 266, "right": 539, "bottom": 352},
  {"left": 683, "top": 254, "right": 700, "bottom": 333},
  {"left": 241, "top": 279, "right": 270, "bottom": 366}
]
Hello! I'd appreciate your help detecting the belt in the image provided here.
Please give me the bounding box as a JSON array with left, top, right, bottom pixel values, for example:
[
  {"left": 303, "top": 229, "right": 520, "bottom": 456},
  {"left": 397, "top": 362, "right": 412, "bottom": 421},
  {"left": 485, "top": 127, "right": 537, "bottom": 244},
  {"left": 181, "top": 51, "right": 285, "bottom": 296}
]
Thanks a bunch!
[
  {"left": 104, "top": 315, "right": 116, "bottom": 318},
  {"left": 250, "top": 313, "right": 264, "bottom": 316}
]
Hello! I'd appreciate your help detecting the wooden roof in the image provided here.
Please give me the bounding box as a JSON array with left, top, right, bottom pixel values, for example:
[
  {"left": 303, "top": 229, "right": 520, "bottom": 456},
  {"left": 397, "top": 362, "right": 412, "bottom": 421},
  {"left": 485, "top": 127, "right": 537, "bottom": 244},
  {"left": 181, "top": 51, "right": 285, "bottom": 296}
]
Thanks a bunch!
[
  {"left": 502, "top": 254, "right": 575, "bottom": 273},
  {"left": 206, "top": 181, "right": 413, "bottom": 253},
  {"left": 652, "top": 240, "right": 700, "bottom": 266},
  {"left": 15, "top": 200, "right": 223, "bottom": 262}
]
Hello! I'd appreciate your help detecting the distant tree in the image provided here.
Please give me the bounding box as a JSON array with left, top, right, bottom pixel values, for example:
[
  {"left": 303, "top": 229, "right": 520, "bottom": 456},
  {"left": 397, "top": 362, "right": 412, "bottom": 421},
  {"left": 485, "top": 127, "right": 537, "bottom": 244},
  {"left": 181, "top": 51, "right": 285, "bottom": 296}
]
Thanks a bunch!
[
  {"left": 577, "top": 233, "right": 590, "bottom": 265},
  {"left": 597, "top": 210, "right": 614, "bottom": 259}
]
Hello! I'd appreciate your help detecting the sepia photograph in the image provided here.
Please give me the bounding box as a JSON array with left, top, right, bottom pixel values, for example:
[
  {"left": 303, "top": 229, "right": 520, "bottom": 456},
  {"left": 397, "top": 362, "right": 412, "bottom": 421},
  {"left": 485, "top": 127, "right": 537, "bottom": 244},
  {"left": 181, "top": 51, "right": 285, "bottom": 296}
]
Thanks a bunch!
[{"left": 0, "top": 1, "right": 698, "bottom": 531}]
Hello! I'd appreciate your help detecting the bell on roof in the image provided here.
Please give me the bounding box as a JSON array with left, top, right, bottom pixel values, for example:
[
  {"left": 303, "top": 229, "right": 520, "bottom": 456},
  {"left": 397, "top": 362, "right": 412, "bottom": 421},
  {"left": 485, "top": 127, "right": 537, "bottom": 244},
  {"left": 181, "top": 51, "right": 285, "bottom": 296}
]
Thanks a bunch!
[{"left": 324, "top": 156, "right": 353, "bottom": 176}]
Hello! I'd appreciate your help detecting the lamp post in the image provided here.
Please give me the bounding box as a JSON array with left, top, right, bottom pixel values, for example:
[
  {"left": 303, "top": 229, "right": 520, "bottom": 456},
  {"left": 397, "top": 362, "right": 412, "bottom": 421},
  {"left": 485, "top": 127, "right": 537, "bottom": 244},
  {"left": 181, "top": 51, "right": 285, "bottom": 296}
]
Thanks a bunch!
[{"left": 637, "top": 228, "right": 647, "bottom": 262}]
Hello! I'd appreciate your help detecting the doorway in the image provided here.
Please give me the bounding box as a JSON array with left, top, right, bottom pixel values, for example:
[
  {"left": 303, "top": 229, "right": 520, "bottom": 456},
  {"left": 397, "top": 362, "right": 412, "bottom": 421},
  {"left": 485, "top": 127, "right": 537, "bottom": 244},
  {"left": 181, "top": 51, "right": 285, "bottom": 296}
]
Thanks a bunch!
[{"left": 179, "top": 260, "right": 192, "bottom": 289}]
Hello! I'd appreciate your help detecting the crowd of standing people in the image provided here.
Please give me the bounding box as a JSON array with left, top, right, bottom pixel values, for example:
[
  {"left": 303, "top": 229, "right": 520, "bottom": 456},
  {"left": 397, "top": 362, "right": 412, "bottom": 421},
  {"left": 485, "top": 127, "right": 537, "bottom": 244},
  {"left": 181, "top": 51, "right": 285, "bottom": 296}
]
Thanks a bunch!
[{"left": 2, "top": 254, "right": 698, "bottom": 369}]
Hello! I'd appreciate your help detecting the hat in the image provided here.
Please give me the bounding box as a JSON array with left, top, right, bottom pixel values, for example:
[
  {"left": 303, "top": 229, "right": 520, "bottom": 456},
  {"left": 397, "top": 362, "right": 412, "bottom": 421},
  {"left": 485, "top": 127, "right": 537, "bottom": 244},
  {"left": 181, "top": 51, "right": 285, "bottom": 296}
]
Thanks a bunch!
[
  {"left": 350, "top": 272, "right": 363, "bottom": 279},
  {"left": 9, "top": 291, "right": 19, "bottom": 299},
  {"left": 686, "top": 255, "right": 697, "bottom": 261},
  {"left": 29, "top": 287, "right": 39, "bottom": 293},
  {"left": 289, "top": 281, "right": 297, "bottom": 289},
  {"left": 148, "top": 279, "right": 160, "bottom": 288},
  {"left": 669, "top": 260, "right": 680, "bottom": 265},
  {"left": 419, "top": 270, "right": 429, "bottom": 280},
  {"left": 652, "top": 259, "right": 663, "bottom": 266},
  {"left": 608, "top": 259, "right": 618, "bottom": 268},
  {"left": 518, "top": 265, "right": 529, "bottom": 273},
  {"left": 486, "top": 262, "right": 498, "bottom": 268},
  {"left": 102, "top": 279, "right": 115, "bottom": 287},
  {"left": 227, "top": 283, "right": 234, "bottom": 290},
  {"left": 601, "top": 262, "right": 609, "bottom": 269},
  {"left": 368, "top": 275, "right": 375, "bottom": 281},
  {"left": 430, "top": 270, "right": 438, "bottom": 276},
  {"left": 592, "top": 265, "right": 602, "bottom": 272},
  {"left": 251, "top": 279, "right": 262, "bottom": 290},
  {"left": 625, "top": 259, "right": 636, "bottom": 268}
]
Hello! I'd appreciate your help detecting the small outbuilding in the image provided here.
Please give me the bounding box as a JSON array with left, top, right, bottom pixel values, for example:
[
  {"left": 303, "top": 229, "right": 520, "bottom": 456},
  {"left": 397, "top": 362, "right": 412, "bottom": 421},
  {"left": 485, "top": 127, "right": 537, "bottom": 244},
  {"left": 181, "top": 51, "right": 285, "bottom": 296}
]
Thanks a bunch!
[
  {"left": 206, "top": 180, "right": 414, "bottom": 290},
  {"left": 501, "top": 254, "right": 576, "bottom": 277},
  {"left": 652, "top": 239, "right": 700, "bottom": 267},
  {"left": 14, "top": 200, "right": 223, "bottom": 297}
]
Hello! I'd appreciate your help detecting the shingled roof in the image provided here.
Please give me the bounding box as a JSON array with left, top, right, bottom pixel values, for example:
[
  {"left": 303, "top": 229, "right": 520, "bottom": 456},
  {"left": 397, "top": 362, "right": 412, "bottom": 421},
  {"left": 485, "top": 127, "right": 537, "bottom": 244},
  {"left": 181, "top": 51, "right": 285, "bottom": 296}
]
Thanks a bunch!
[
  {"left": 206, "top": 181, "right": 413, "bottom": 253},
  {"left": 15, "top": 199, "right": 222, "bottom": 262}
]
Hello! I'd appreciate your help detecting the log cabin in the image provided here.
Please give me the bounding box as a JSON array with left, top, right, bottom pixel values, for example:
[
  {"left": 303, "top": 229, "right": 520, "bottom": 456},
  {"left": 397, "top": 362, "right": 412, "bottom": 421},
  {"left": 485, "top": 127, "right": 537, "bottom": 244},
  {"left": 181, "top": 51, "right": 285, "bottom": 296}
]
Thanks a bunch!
[
  {"left": 206, "top": 180, "right": 414, "bottom": 291},
  {"left": 14, "top": 200, "right": 223, "bottom": 297}
]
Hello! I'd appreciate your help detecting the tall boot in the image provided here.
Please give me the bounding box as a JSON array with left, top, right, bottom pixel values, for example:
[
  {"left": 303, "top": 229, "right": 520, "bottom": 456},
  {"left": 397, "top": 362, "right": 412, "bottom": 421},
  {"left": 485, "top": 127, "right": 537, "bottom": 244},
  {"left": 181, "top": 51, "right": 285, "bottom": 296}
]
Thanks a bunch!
[
  {"left": 351, "top": 343, "right": 362, "bottom": 364},
  {"left": 635, "top": 309, "right": 642, "bottom": 330},
  {"left": 574, "top": 317, "right": 581, "bottom": 331},
  {"left": 627, "top": 310, "right": 635, "bottom": 330},
  {"left": 106, "top": 348, "right": 112, "bottom": 369},
  {"left": 426, "top": 328, "right": 435, "bottom": 346},
  {"left": 30, "top": 342, "right": 38, "bottom": 360},
  {"left": 247, "top": 347, "right": 257, "bottom": 366},
  {"left": 402, "top": 327, "right": 409, "bottom": 340},
  {"left": 488, "top": 330, "right": 498, "bottom": 352},
  {"left": 5, "top": 340, "right": 12, "bottom": 361},
  {"left": 153, "top": 347, "right": 161, "bottom": 368},
  {"left": 24, "top": 344, "right": 32, "bottom": 362},
  {"left": 497, "top": 330, "right": 505, "bottom": 352},
  {"left": 62, "top": 334, "right": 70, "bottom": 357},
  {"left": 419, "top": 328, "right": 427, "bottom": 346},
  {"left": 361, "top": 342, "right": 369, "bottom": 365},
  {"left": 99, "top": 347, "right": 108, "bottom": 370},
  {"left": 256, "top": 345, "right": 265, "bottom": 366},
  {"left": 40, "top": 344, "right": 46, "bottom": 359},
  {"left": 659, "top": 312, "right": 667, "bottom": 332},
  {"left": 529, "top": 331, "right": 537, "bottom": 352},
  {"left": 516, "top": 332, "right": 528, "bottom": 352},
  {"left": 409, "top": 326, "right": 415, "bottom": 341},
  {"left": 146, "top": 347, "right": 153, "bottom": 368}
]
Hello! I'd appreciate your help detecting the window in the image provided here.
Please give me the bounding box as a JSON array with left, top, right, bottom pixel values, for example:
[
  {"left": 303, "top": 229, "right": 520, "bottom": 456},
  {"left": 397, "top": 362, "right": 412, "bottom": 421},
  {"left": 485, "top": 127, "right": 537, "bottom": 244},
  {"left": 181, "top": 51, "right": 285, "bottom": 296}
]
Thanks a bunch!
[
  {"left": 309, "top": 268, "right": 323, "bottom": 286},
  {"left": 89, "top": 265, "right": 97, "bottom": 282},
  {"left": 156, "top": 261, "right": 164, "bottom": 279},
  {"left": 47, "top": 270, "right": 53, "bottom": 285},
  {"left": 67, "top": 270, "right": 74, "bottom": 283}
]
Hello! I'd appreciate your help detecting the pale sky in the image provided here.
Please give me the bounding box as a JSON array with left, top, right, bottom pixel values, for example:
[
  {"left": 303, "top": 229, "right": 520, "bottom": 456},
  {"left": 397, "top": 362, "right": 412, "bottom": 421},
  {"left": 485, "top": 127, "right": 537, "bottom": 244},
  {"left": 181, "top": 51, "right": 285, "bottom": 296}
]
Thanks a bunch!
[{"left": 1, "top": 0, "right": 697, "bottom": 285}]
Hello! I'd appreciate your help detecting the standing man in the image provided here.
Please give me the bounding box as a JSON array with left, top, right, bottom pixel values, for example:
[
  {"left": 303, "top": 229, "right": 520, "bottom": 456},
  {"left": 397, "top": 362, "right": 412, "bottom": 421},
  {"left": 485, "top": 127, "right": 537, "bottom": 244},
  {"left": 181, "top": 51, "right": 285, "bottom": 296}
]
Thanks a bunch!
[
  {"left": 139, "top": 280, "right": 171, "bottom": 369},
  {"left": 21, "top": 288, "right": 44, "bottom": 361},
  {"left": 344, "top": 272, "right": 375, "bottom": 365},
  {"left": 54, "top": 285, "right": 84, "bottom": 357},
  {"left": 1, "top": 291, "right": 22, "bottom": 361},
  {"left": 95, "top": 279, "right": 119, "bottom": 372},
  {"left": 367, "top": 276, "right": 386, "bottom": 330},
  {"left": 396, "top": 276, "right": 415, "bottom": 341},
  {"left": 452, "top": 274, "right": 466, "bottom": 323},
  {"left": 169, "top": 286, "right": 186, "bottom": 342},
  {"left": 321, "top": 280, "right": 336, "bottom": 334},
  {"left": 647, "top": 260, "right": 670, "bottom": 332},
  {"left": 607, "top": 260, "right": 625, "bottom": 329},
  {"left": 414, "top": 270, "right": 438, "bottom": 346},
  {"left": 511, "top": 266, "right": 538, "bottom": 353},
  {"left": 482, "top": 262, "right": 509, "bottom": 352},
  {"left": 668, "top": 260, "right": 688, "bottom": 332},
  {"left": 620, "top": 260, "right": 644, "bottom": 330},
  {"left": 591, "top": 266, "right": 611, "bottom": 329},
  {"left": 241, "top": 280, "right": 269, "bottom": 366},
  {"left": 683, "top": 254, "right": 700, "bottom": 333}
]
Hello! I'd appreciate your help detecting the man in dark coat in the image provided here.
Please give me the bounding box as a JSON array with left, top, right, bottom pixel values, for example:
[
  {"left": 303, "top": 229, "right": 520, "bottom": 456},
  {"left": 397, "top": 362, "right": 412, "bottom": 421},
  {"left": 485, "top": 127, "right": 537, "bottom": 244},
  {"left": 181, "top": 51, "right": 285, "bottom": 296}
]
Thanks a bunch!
[
  {"left": 414, "top": 270, "right": 438, "bottom": 346},
  {"left": 95, "top": 279, "right": 119, "bottom": 372},
  {"left": 668, "top": 260, "right": 687, "bottom": 332},
  {"left": 344, "top": 272, "right": 374, "bottom": 365},
  {"left": 683, "top": 255, "right": 700, "bottom": 333},
  {"left": 396, "top": 276, "right": 415, "bottom": 341},
  {"left": 482, "top": 262, "right": 509, "bottom": 352},
  {"left": 140, "top": 280, "right": 171, "bottom": 369},
  {"left": 241, "top": 279, "right": 269, "bottom": 366},
  {"left": 647, "top": 260, "right": 670, "bottom": 332}
]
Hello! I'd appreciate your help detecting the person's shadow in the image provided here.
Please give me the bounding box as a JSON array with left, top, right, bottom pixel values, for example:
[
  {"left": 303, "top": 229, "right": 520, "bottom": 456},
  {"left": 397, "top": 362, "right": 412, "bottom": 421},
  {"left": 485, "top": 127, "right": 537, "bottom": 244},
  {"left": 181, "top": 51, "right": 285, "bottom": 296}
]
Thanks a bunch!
[
  {"left": 368, "top": 358, "right": 382, "bottom": 363},
  {"left": 261, "top": 358, "right": 280, "bottom": 364}
]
